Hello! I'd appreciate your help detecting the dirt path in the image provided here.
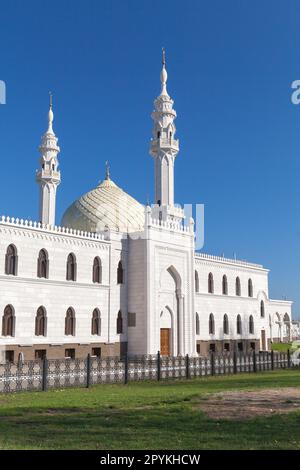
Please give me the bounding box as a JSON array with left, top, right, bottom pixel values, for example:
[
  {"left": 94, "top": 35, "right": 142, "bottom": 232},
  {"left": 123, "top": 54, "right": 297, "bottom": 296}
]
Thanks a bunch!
[{"left": 196, "top": 387, "right": 300, "bottom": 420}]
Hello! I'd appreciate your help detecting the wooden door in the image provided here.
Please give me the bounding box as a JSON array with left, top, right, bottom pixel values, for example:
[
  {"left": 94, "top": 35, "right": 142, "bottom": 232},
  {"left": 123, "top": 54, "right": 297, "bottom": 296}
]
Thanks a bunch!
[
  {"left": 160, "top": 328, "right": 171, "bottom": 356},
  {"left": 261, "top": 330, "right": 266, "bottom": 351}
]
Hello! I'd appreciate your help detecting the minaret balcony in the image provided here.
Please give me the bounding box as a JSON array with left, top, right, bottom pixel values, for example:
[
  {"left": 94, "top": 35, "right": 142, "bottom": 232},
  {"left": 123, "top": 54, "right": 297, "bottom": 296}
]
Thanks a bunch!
[
  {"left": 36, "top": 169, "right": 61, "bottom": 183},
  {"left": 150, "top": 137, "right": 179, "bottom": 154}
]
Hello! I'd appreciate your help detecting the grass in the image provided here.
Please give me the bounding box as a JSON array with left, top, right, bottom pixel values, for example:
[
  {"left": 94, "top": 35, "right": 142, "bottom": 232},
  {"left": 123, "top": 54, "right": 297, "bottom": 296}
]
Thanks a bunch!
[
  {"left": 0, "top": 370, "right": 300, "bottom": 450},
  {"left": 271, "top": 342, "right": 293, "bottom": 353}
]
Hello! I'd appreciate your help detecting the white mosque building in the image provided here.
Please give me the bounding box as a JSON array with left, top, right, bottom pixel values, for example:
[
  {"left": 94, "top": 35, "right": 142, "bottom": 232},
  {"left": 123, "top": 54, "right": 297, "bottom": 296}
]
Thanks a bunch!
[{"left": 0, "top": 54, "right": 292, "bottom": 362}]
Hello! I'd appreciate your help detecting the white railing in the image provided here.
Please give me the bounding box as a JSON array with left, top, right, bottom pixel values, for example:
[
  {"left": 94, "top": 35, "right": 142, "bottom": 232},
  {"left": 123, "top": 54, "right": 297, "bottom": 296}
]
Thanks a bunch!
[
  {"left": 0, "top": 215, "right": 105, "bottom": 241},
  {"left": 195, "top": 252, "right": 263, "bottom": 268}
]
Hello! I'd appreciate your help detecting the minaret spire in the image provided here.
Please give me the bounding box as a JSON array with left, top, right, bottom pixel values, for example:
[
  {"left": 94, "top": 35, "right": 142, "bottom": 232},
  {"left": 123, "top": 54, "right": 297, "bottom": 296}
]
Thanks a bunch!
[
  {"left": 36, "top": 95, "right": 61, "bottom": 226},
  {"left": 47, "top": 91, "right": 54, "bottom": 134},
  {"left": 162, "top": 47, "right": 166, "bottom": 66},
  {"left": 160, "top": 47, "right": 168, "bottom": 96},
  {"left": 105, "top": 160, "right": 110, "bottom": 180},
  {"left": 150, "top": 50, "right": 180, "bottom": 213}
]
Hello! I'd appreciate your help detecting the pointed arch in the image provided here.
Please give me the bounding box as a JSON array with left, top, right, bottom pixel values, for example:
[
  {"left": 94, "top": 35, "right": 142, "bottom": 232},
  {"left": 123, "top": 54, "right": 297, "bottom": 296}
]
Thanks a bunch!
[
  {"left": 117, "top": 310, "right": 123, "bottom": 334},
  {"left": 222, "top": 275, "right": 228, "bottom": 295},
  {"left": 249, "top": 315, "right": 254, "bottom": 334},
  {"left": 195, "top": 270, "right": 199, "bottom": 293},
  {"left": 237, "top": 314, "right": 242, "bottom": 335},
  {"left": 37, "top": 249, "right": 49, "bottom": 279},
  {"left": 167, "top": 265, "right": 182, "bottom": 291},
  {"left": 2, "top": 305, "right": 15, "bottom": 337},
  {"left": 235, "top": 277, "right": 241, "bottom": 296},
  {"left": 93, "top": 257, "right": 102, "bottom": 284},
  {"left": 248, "top": 278, "right": 253, "bottom": 297},
  {"left": 5, "top": 244, "right": 18, "bottom": 276},
  {"left": 91, "top": 308, "right": 101, "bottom": 335},
  {"left": 196, "top": 312, "right": 200, "bottom": 335},
  {"left": 65, "top": 307, "right": 75, "bottom": 336},
  {"left": 66, "top": 253, "right": 77, "bottom": 281},
  {"left": 260, "top": 300, "right": 265, "bottom": 318},
  {"left": 117, "top": 261, "right": 124, "bottom": 284},
  {"left": 208, "top": 273, "right": 214, "bottom": 294},
  {"left": 223, "top": 314, "right": 229, "bottom": 335},
  {"left": 35, "top": 306, "right": 47, "bottom": 336},
  {"left": 209, "top": 313, "right": 215, "bottom": 335},
  {"left": 283, "top": 313, "right": 290, "bottom": 323}
]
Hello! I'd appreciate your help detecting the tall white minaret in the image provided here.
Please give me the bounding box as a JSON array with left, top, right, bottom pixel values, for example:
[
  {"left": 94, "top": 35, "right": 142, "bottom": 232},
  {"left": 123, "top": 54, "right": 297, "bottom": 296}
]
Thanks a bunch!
[
  {"left": 150, "top": 49, "right": 179, "bottom": 210},
  {"left": 36, "top": 93, "right": 61, "bottom": 226}
]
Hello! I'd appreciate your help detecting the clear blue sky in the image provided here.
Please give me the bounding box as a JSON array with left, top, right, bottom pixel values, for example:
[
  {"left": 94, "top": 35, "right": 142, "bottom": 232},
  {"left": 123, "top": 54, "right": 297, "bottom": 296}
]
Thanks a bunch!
[{"left": 0, "top": 0, "right": 299, "bottom": 318}]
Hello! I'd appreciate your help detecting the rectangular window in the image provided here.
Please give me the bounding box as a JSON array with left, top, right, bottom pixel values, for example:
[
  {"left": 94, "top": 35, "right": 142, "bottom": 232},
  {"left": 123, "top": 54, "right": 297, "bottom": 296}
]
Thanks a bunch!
[
  {"left": 92, "top": 347, "right": 101, "bottom": 357},
  {"left": 250, "top": 342, "right": 256, "bottom": 351},
  {"left": 128, "top": 312, "right": 136, "bottom": 327},
  {"left": 65, "top": 348, "right": 75, "bottom": 359},
  {"left": 196, "top": 344, "right": 201, "bottom": 355},
  {"left": 35, "top": 350, "right": 46, "bottom": 360},
  {"left": 5, "top": 350, "right": 14, "bottom": 362},
  {"left": 238, "top": 342, "right": 243, "bottom": 352},
  {"left": 209, "top": 343, "right": 215, "bottom": 353},
  {"left": 224, "top": 343, "right": 230, "bottom": 352}
]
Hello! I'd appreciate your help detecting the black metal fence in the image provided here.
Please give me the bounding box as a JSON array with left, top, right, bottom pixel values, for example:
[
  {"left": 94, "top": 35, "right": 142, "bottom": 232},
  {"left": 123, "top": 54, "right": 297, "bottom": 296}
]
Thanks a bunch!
[{"left": 0, "top": 350, "right": 295, "bottom": 393}]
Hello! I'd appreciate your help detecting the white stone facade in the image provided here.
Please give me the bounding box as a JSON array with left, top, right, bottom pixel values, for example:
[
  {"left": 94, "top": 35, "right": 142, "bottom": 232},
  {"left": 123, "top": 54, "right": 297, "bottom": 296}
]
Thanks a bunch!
[{"left": 0, "top": 54, "right": 293, "bottom": 361}]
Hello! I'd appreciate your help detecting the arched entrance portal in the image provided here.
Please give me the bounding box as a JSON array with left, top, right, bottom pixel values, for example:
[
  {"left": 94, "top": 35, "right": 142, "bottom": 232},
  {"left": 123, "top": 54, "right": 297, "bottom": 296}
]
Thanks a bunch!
[
  {"left": 159, "top": 265, "right": 184, "bottom": 356},
  {"left": 160, "top": 307, "right": 173, "bottom": 356}
]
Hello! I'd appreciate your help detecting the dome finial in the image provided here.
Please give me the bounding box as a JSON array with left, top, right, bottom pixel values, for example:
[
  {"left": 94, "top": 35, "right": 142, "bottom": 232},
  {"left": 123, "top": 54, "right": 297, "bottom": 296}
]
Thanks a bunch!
[
  {"left": 105, "top": 160, "right": 110, "bottom": 180},
  {"left": 160, "top": 48, "right": 168, "bottom": 95},
  {"left": 162, "top": 47, "right": 166, "bottom": 67},
  {"left": 47, "top": 91, "right": 54, "bottom": 134}
]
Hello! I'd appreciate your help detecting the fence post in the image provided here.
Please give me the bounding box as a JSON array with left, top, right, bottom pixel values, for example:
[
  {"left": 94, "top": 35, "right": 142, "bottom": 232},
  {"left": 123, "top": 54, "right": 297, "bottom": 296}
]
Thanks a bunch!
[
  {"left": 186, "top": 354, "right": 189, "bottom": 379},
  {"left": 253, "top": 350, "right": 257, "bottom": 373},
  {"left": 157, "top": 351, "right": 161, "bottom": 381},
  {"left": 287, "top": 349, "right": 291, "bottom": 368},
  {"left": 271, "top": 350, "right": 274, "bottom": 370},
  {"left": 210, "top": 352, "right": 215, "bottom": 376},
  {"left": 42, "top": 356, "right": 48, "bottom": 392},
  {"left": 124, "top": 352, "right": 128, "bottom": 385},
  {"left": 233, "top": 350, "right": 237, "bottom": 374},
  {"left": 86, "top": 354, "right": 91, "bottom": 388}
]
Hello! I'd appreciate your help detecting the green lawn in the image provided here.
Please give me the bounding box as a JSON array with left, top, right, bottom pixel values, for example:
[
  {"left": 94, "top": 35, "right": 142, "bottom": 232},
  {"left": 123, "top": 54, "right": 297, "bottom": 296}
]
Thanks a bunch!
[
  {"left": 0, "top": 370, "right": 300, "bottom": 450},
  {"left": 271, "top": 342, "right": 293, "bottom": 352}
]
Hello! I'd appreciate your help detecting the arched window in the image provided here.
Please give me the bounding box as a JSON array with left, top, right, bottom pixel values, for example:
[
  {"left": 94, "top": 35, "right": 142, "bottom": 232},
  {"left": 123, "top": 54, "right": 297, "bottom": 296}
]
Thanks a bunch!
[
  {"left": 5, "top": 245, "right": 18, "bottom": 276},
  {"left": 209, "top": 313, "right": 215, "bottom": 335},
  {"left": 235, "top": 277, "right": 241, "bottom": 296},
  {"left": 37, "top": 249, "right": 49, "bottom": 279},
  {"left": 92, "top": 257, "right": 102, "bottom": 284},
  {"left": 249, "top": 315, "right": 254, "bottom": 334},
  {"left": 2, "top": 305, "right": 15, "bottom": 337},
  {"left": 222, "top": 275, "right": 228, "bottom": 295},
  {"left": 66, "top": 253, "right": 77, "bottom": 281},
  {"left": 237, "top": 314, "right": 242, "bottom": 335},
  {"left": 35, "top": 306, "right": 47, "bottom": 336},
  {"left": 117, "top": 261, "right": 124, "bottom": 284},
  {"left": 65, "top": 308, "right": 75, "bottom": 336},
  {"left": 208, "top": 273, "right": 214, "bottom": 294},
  {"left": 248, "top": 278, "right": 253, "bottom": 297},
  {"left": 260, "top": 300, "right": 265, "bottom": 318},
  {"left": 195, "top": 270, "right": 199, "bottom": 293},
  {"left": 91, "top": 308, "right": 101, "bottom": 335},
  {"left": 283, "top": 312, "right": 290, "bottom": 323},
  {"left": 196, "top": 313, "right": 200, "bottom": 335},
  {"left": 117, "top": 310, "right": 123, "bottom": 334},
  {"left": 223, "top": 314, "right": 229, "bottom": 335}
]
